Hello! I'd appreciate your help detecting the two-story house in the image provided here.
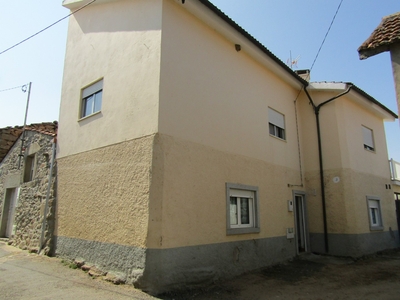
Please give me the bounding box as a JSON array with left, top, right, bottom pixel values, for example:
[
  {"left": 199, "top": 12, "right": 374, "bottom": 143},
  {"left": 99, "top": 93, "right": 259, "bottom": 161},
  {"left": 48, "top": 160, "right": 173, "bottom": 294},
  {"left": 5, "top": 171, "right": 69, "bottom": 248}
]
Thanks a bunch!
[{"left": 56, "top": 0, "right": 398, "bottom": 293}]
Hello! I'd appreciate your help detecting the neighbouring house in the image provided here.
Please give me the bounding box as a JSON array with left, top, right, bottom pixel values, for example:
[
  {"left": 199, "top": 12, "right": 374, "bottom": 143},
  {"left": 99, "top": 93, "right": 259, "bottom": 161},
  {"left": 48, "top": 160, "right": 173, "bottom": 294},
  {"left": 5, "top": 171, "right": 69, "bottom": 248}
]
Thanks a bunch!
[
  {"left": 0, "top": 122, "right": 57, "bottom": 255},
  {"left": 57, "top": 0, "right": 399, "bottom": 293},
  {"left": 358, "top": 11, "right": 400, "bottom": 117}
]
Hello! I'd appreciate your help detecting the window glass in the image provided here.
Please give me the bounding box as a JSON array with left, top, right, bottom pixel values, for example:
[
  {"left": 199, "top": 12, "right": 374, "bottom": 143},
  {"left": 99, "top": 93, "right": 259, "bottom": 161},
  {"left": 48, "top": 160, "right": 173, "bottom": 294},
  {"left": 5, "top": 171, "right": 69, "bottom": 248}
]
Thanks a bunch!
[
  {"left": 362, "top": 126, "right": 374, "bottom": 151},
  {"left": 268, "top": 108, "right": 285, "bottom": 140},
  {"left": 230, "top": 197, "right": 238, "bottom": 225},
  {"left": 81, "top": 79, "right": 103, "bottom": 118},
  {"left": 94, "top": 91, "right": 102, "bottom": 112},
  {"left": 367, "top": 197, "right": 383, "bottom": 230},
  {"left": 226, "top": 183, "right": 259, "bottom": 235},
  {"left": 240, "top": 198, "right": 250, "bottom": 224}
]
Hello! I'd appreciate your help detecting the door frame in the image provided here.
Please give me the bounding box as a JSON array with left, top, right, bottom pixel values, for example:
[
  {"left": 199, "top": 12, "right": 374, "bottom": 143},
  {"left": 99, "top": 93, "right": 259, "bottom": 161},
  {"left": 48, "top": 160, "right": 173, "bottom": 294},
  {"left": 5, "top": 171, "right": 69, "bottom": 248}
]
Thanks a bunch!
[
  {"left": 0, "top": 187, "right": 19, "bottom": 238},
  {"left": 293, "top": 190, "right": 310, "bottom": 254}
]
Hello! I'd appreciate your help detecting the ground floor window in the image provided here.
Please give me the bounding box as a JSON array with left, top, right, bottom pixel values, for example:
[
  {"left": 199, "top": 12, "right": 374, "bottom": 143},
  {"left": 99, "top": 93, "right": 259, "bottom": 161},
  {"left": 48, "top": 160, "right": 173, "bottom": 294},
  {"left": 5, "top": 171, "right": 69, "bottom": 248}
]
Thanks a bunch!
[
  {"left": 226, "top": 183, "right": 260, "bottom": 235},
  {"left": 366, "top": 196, "right": 383, "bottom": 231}
]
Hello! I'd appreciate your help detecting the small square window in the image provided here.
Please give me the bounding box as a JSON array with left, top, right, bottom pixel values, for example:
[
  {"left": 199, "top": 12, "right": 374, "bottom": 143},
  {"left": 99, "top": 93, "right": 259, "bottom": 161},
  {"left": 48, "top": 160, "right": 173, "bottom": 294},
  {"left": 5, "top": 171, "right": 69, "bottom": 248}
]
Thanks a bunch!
[
  {"left": 366, "top": 196, "right": 383, "bottom": 231},
  {"left": 268, "top": 108, "right": 285, "bottom": 140},
  {"left": 23, "top": 154, "right": 36, "bottom": 182},
  {"left": 362, "top": 126, "right": 374, "bottom": 151},
  {"left": 226, "top": 183, "right": 260, "bottom": 235},
  {"left": 81, "top": 79, "right": 103, "bottom": 118}
]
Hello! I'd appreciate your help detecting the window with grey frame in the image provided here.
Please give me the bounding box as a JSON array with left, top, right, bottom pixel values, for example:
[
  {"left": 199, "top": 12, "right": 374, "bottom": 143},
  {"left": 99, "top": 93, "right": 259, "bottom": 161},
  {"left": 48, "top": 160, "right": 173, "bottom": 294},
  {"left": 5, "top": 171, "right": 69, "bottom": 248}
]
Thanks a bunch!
[
  {"left": 366, "top": 196, "right": 383, "bottom": 231},
  {"left": 81, "top": 79, "right": 103, "bottom": 118},
  {"left": 362, "top": 126, "right": 375, "bottom": 151},
  {"left": 226, "top": 183, "right": 260, "bottom": 235},
  {"left": 268, "top": 108, "right": 285, "bottom": 140}
]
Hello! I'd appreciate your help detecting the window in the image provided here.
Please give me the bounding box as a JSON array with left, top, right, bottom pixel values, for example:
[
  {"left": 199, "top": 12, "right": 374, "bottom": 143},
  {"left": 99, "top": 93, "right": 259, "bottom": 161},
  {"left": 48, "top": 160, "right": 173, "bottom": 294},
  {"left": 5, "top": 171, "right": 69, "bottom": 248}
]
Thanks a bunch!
[
  {"left": 394, "top": 193, "right": 400, "bottom": 201},
  {"left": 23, "top": 154, "right": 36, "bottom": 182},
  {"left": 226, "top": 183, "right": 260, "bottom": 235},
  {"left": 81, "top": 79, "right": 103, "bottom": 118},
  {"left": 366, "top": 196, "right": 383, "bottom": 230},
  {"left": 268, "top": 108, "right": 285, "bottom": 140},
  {"left": 362, "top": 126, "right": 374, "bottom": 151}
]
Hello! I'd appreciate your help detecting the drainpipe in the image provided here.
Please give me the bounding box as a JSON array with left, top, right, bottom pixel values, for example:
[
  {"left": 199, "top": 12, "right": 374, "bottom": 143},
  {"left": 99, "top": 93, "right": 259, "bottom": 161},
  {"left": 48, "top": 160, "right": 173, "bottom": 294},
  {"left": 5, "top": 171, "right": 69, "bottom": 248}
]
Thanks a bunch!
[
  {"left": 303, "top": 84, "right": 352, "bottom": 253},
  {"left": 39, "top": 138, "right": 56, "bottom": 254}
]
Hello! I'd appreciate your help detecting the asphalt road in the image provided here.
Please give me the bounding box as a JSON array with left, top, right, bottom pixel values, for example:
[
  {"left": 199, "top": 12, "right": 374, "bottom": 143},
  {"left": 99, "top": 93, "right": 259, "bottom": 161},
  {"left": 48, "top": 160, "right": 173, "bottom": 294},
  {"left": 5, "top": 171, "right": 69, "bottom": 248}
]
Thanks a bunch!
[{"left": 0, "top": 241, "right": 155, "bottom": 300}]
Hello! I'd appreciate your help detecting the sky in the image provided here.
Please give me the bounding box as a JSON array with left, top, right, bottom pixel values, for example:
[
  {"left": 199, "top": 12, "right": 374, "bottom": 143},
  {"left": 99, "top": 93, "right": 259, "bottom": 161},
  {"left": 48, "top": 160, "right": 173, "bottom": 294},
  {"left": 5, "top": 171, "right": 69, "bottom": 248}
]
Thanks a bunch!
[{"left": 0, "top": 0, "right": 399, "bottom": 161}]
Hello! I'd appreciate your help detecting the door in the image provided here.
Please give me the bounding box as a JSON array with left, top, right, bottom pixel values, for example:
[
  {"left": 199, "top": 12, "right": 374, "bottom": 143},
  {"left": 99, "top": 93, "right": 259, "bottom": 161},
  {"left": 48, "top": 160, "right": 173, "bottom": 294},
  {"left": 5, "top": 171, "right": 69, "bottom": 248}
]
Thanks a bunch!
[
  {"left": 294, "top": 194, "right": 308, "bottom": 254},
  {"left": 0, "top": 188, "right": 18, "bottom": 238},
  {"left": 395, "top": 197, "right": 400, "bottom": 241}
]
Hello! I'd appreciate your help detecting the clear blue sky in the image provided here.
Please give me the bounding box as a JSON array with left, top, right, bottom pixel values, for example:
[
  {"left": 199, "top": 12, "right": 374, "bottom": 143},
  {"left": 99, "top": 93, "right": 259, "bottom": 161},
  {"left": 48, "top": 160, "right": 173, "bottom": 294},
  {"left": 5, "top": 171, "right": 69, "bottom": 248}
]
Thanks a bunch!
[{"left": 0, "top": 0, "right": 399, "bottom": 161}]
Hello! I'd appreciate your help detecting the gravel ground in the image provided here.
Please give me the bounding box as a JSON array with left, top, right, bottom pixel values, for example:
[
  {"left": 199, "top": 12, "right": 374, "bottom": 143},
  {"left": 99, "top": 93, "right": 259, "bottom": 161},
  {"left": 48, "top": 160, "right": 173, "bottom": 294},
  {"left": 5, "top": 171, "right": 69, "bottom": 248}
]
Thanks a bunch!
[
  {"left": 2, "top": 241, "right": 400, "bottom": 300},
  {"left": 159, "top": 249, "right": 400, "bottom": 300}
]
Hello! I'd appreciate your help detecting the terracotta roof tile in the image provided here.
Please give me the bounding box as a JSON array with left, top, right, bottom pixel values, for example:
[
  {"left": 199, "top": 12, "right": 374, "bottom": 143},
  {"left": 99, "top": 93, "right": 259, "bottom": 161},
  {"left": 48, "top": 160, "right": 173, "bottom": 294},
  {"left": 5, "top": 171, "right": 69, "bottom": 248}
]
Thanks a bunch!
[
  {"left": 358, "top": 12, "right": 400, "bottom": 59},
  {"left": 0, "top": 121, "right": 57, "bottom": 163}
]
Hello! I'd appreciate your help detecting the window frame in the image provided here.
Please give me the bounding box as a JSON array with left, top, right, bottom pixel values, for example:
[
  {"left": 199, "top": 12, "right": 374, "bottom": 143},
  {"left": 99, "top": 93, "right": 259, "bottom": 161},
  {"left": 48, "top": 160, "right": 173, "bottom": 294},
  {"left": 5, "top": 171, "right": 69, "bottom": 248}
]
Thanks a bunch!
[
  {"left": 226, "top": 183, "right": 260, "bottom": 235},
  {"left": 366, "top": 196, "right": 383, "bottom": 231},
  {"left": 80, "top": 79, "right": 103, "bottom": 119},
  {"left": 268, "top": 108, "right": 286, "bottom": 140},
  {"left": 23, "top": 153, "right": 36, "bottom": 183},
  {"left": 395, "top": 193, "right": 400, "bottom": 201},
  {"left": 362, "top": 125, "right": 375, "bottom": 152}
]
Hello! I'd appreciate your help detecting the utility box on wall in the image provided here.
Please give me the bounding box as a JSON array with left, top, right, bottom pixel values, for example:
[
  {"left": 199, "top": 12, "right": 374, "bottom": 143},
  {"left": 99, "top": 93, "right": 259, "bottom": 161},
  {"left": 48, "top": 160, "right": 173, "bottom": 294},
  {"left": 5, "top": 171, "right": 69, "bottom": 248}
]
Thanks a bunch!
[
  {"left": 286, "top": 228, "right": 294, "bottom": 239},
  {"left": 288, "top": 200, "right": 293, "bottom": 212}
]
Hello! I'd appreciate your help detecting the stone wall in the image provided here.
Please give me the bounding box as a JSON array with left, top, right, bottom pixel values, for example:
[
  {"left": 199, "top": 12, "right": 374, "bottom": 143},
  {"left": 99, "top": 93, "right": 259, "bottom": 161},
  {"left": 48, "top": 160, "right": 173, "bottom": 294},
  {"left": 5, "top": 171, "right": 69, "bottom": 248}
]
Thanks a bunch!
[{"left": 0, "top": 130, "right": 56, "bottom": 254}]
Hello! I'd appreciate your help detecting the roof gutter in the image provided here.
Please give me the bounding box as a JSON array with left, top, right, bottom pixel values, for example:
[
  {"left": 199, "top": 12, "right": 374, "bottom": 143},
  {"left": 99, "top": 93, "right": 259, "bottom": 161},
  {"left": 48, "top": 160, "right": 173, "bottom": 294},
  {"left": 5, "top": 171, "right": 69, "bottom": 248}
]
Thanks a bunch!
[{"left": 303, "top": 84, "right": 353, "bottom": 254}]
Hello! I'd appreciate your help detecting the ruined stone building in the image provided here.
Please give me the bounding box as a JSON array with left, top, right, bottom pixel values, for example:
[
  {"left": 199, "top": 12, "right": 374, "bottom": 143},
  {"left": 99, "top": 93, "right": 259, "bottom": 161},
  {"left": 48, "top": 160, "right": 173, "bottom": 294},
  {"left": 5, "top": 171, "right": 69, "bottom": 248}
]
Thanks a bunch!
[{"left": 0, "top": 122, "right": 57, "bottom": 254}]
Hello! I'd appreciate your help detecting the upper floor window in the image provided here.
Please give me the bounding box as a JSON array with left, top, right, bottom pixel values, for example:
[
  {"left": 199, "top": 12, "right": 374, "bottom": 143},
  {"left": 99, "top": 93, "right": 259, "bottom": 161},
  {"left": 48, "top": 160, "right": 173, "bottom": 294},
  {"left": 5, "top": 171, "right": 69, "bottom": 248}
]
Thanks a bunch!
[
  {"left": 81, "top": 79, "right": 103, "bottom": 118},
  {"left": 268, "top": 108, "right": 285, "bottom": 140},
  {"left": 362, "top": 126, "right": 374, "bottom": 151}
]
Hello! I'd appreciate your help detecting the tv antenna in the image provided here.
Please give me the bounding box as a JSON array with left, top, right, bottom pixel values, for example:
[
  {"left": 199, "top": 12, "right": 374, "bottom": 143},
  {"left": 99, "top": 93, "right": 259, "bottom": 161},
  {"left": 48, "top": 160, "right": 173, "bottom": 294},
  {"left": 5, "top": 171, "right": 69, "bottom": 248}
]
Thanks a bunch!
[{"left": 287, "top": 51, "right": 300, "bottom": 70}]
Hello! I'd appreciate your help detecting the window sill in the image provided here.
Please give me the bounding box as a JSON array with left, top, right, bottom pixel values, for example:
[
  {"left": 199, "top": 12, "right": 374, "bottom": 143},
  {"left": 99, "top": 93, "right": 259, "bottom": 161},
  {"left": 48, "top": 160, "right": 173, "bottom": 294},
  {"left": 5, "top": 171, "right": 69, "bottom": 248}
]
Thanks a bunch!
[
  {"left": 363, "top": 146, "right": 375, "bottom": 153},
  {"left": 269, "top": 134, "right": 286, "bottom": 142},
  {"left": 369, "top": 226, "right": 384, "bottom": 231},
  {"left": 78, "top": 110, "right": 101, "bottom": 122},
  {"left": 227, "top": 227, "right": 260, "bottom": 235}
]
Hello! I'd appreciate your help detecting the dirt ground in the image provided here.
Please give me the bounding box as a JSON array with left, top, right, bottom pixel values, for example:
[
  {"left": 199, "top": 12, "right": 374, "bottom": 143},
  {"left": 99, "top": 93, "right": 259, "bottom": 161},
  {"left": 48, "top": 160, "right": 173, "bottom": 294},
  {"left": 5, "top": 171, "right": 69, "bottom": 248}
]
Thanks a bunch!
[
  {"left": 2, "top": 241, "right": 400, "bottom": 299},
  {"left": 159, "top": 249, "right": 400, "bottom": 300}
]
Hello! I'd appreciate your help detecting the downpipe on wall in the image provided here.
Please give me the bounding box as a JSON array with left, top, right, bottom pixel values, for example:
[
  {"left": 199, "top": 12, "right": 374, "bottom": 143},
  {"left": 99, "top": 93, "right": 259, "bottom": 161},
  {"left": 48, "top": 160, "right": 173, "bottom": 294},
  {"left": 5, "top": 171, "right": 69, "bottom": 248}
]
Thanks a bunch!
[{"left": 303, "top": 84, "right": 352, "bottom": 253}]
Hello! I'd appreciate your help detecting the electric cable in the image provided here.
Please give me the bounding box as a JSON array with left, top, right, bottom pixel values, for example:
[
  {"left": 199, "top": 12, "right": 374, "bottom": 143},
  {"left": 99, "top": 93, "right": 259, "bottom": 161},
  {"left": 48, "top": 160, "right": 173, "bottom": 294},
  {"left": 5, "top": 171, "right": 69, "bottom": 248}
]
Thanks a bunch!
[
  {"left": 0, "top": 0, "right": 97, "bottom": 56},
  {"left": 0, "top": 84, "right": 26, "bottom": 93}
]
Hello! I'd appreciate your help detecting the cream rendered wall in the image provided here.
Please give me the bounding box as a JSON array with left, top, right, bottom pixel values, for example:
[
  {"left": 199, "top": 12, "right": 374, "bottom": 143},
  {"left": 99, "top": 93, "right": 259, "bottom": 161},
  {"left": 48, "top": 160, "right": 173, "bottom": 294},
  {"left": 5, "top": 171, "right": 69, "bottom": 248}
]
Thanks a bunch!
[
  {"left": 58, "top": 0, "right": 163, "bottom": 158},
  {"left": 159, "top": 0, "right": 302, "bottom": 168},
  {"left": 298, "top": 90, "right": 396, "bottom": 236},
  {"left": 151, "top": 0, "right": 304, "bottom": 249}
]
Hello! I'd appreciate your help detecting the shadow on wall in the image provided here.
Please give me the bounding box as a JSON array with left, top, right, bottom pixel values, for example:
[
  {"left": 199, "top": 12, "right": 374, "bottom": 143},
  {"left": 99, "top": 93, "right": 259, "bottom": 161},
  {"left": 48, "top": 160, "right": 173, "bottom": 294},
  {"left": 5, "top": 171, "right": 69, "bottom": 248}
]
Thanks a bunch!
[{"left": 74, "top": 0, "right": 162, "bottom": 34}]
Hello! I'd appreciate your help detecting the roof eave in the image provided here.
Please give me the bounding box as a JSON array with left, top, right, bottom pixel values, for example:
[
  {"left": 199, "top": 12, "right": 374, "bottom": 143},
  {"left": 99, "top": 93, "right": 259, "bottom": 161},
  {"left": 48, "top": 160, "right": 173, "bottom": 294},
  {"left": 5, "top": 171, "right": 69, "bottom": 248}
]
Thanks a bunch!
[
  {"left": 308, "top": 82, "right": 397, "bottom": 121},
  {"left": 176, "top": 0, "right": 307, "bottom": 89}
]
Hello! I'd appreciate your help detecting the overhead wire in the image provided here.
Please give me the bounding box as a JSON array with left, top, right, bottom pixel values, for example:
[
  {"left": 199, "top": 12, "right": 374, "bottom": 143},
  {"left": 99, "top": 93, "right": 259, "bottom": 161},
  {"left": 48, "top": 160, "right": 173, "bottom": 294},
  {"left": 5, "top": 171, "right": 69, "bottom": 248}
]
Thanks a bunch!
[
  {"left": 0, "top": 0, "right": 97, "bottom": 56},
  {"left": 295, "top": 0, "right": 344, "bottom": 96},
  {"left": 0, "top": 84, "right": 27, "bottom": 93},
  {"left": 292, "top": 0, "right": 344, "bottom": 187}
]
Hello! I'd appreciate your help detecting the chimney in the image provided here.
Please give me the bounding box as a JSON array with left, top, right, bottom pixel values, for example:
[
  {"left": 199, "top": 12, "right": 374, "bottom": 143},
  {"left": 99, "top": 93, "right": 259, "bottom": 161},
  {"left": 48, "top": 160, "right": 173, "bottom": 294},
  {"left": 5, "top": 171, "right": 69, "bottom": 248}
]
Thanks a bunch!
[{"left": 295, "top": 69, "right": 310, "bottom": 82}]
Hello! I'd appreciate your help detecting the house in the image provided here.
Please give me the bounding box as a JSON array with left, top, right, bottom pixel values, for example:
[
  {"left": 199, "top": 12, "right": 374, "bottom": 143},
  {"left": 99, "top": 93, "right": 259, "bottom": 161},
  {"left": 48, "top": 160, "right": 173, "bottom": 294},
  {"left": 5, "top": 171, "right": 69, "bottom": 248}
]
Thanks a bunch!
[
  {"left": 358, "top": 11, "right": 400, "bottom": 117},
  {"left": 57, "top": 0, "right": 399, "bottom": 293},
  {"left": 0, "top": 122, "right": 57, "bottom": 254}
]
